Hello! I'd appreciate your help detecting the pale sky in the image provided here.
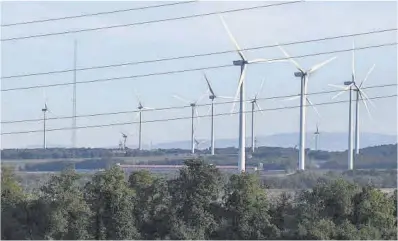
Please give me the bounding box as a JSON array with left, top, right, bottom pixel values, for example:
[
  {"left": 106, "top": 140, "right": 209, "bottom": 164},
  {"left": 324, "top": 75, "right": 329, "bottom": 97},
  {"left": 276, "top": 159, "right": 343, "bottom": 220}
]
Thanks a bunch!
[{"left": 1, "top": 1, "right": 397, "bottom": 149}]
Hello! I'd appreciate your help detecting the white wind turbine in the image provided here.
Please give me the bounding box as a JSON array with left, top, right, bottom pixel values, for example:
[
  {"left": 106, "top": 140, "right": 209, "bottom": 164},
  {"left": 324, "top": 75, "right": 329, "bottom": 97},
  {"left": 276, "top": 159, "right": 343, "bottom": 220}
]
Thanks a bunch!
[
  {"left": 313, "top": 123, "right": 320, "bottom": 151},
  {"left": 277, "top": 43, "right": 336, "bottom": 171},
  {"left": 133, "top": 90, "right": 154, "bottom": 151},
  {"left": 219, "top": 15, "right": 285, "bottom": 172},
  {"left": 202, "top": 72, "right": 234, "bottom": 156},
  {"left": 173, "top": 92, "right": 207, "bottom": 154},
  {"left": 41, "top": 91, "right": 58, "bottom": 149},
  {"left": 329, "top": 41, "right": 375, "bottom": 169},
  {"left": 248, "top": 78, "right": 266, "bottom": 154}
]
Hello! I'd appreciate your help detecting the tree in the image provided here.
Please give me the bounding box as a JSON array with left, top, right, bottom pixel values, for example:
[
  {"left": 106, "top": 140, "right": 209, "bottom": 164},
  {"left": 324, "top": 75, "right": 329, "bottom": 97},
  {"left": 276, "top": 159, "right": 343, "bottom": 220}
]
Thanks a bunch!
[
  {"left": 129, "top": 170, "right": 171, "bottom": 239},
  {"left": 167, "top": 159, "right": 224, "bottom": 240},
  {"left": 352, "top": 185, "right": 396, "bottom": 239},
  {"left": 84, "top": 166, "right": 140, "bottom": 240},
  {"left": 39, "top": 168, "right": 92, "bottom": 239},
  {"left": 220, "top": 173, "right": 280, "bottom": 240}
]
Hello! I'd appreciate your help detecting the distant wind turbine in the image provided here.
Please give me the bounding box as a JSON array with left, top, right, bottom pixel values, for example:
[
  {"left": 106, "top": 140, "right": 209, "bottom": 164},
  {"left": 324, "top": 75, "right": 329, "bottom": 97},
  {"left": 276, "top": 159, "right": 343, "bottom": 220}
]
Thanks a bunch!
[
  {"left": 329, "top": 40, "right": 374, "bottom": 169},
  {"left": 121, "top": 132, "right": 128, "bottom": 150},
  {"left": 219, "top": 15, "right": 285, "bottom": 172},
  {"left": 314, "top": 123, "right": 320, "bottom": 151},
  {"left": 173, "top": 92, "right": 207, "bottom": 154},
  {"left": 249, "top": 78, "right": 266, "bottom": 153},
  {"left": 134, "top": 90, "right": 154, "bottom": 151},
  {"left": 203, "top": 72, "right": 233, "bottom": 155},
  {"left": 277, "top": 43, "right": 336, "bottom": 171},
  {"left": 41, "top": 91, "right": 57, "bottom": 149}
]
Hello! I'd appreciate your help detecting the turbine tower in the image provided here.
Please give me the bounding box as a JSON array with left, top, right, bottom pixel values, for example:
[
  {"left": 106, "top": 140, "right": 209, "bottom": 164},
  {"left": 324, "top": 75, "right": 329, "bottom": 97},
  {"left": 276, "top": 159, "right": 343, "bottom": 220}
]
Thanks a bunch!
[
  {"left": 329, "top": 40, "right": 374, "bottom": 169},
  {"left": 42, "top": 99, "right": 48, "bottom": 149},
  {"left": 41, "top": 91, "right": 57, "bottom": 149},
  {"left": 72, "top": 40, "right": 77, "bottom": 148},
  {"left": 134, "top": 90, "right": 154, "bottom": 151},
  {"left": 314, "top": 123, "right": 320, "bottom": 151},
  {"left": 121, "top": 132, "right": 128, "bottom": 150},
  {"left": 202, "top": 72, "right": 233, "bottom": 155},
  {"left": 249, "top": 78, "right": 266, "bottom": 153},
  {"left": 277, "top": 43, "right": 336, "bottom": 171},
  {"left": 219, "top": 16, "right": 285, "bottom": 172},
  {"left": 173, "top": 93, "right": 207, "bottom": 154},
  {"left": 353, "top": 64, "right": 376, "bottom": 154}
]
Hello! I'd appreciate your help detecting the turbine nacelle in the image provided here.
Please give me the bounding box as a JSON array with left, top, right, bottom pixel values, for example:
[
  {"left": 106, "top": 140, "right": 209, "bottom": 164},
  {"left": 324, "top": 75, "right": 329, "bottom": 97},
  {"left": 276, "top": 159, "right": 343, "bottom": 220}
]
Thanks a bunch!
[
  {"left": 344, "top": 81, "right": 354, "bottom": 86},
  {"left": 233, "top": 60, "right": 246, "bottom": 66},
  {"left": 294, "top": 71, "right": 304, "bottom": 77}
]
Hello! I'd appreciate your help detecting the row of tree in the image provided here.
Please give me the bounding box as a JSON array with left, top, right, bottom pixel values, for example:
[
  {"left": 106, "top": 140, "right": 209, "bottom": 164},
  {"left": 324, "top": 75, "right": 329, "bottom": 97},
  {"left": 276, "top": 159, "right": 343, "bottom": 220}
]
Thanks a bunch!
[{"left": 2, "top": 159, "right": 397, "bottom": 240}]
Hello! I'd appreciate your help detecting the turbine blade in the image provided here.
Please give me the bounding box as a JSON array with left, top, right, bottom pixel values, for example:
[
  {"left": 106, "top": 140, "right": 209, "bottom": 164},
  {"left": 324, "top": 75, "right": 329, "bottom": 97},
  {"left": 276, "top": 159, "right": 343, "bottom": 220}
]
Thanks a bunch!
[
  {"left": 255, "top": 102, "right": 264, "bottom": 116},
  {"left": 219, "top": 15, "right": 246, "bottom": 60},
  {"left": 133, "top": 112, "right": 140, "bottom": 121},
  {"left": 203, "top": 72, "right": 216, "bottom": 96},
  {"left": 255, "top": 78, "right": 266, "bottom": 99},
  {"left": 306, "top": 97, "right": 321, "bottom": 118},
  {"left": 328, "top": 84, "right": 348, "bottom": 90},
  {"left": 308, "top": 56, "right": 337, "bottom": 74},
  {"left": 352, "top": 39, "right": 356, "bottom": 82},
  {"left": 359, "top": 64, "right": 376, "bottom": 88},
  {"left": 206, "top": 105, "right": 212, "bottom": 117},
  {"left": 358, "top": 89, "right": 376, "bottom": 108},
  {"left": 217, "top": 96, "right": 234, "bottom": 99},
  {"left": 133, "top": 89, "right": 142, "bottom": 106},
  {"left": 172, "top": 95, "right": 190, "bottom": 104},
  {"left": 142, "top": 107, "right": 155, "bottom": 110},
  {"left": 276, "top": 42, "right": 304, "bottom": 72},
  {"left": 331, "top": 87, "right": 351, "bottom": 99},
  {"left": 230, "top": 65, "right": 246, "bottom": 113},
  {"left": 196, "top": 90, "right": 209, "bottom": 104},
  {"left": 358, "top": 91, "right": 373, "bottom": 121}
]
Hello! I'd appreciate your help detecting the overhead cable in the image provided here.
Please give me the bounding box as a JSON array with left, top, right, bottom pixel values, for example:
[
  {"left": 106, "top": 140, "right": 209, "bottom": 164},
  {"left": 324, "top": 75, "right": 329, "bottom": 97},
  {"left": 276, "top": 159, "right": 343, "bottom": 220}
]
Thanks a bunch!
[
  {"left": 1, "top": 94, "right": 395, "bottom": 135},
  {"left": 2, "top": 28, "right": 395, "bottom": 80},
  {"left": 1, "top": 1, "right": 197, "bottom": 27},
  {"left": 1, "top": 1, "right": 302, "bottom": 42},
  {"left": 2, "top": 42, "right": 397, "bottom": 92},
  {"left": 1, "top": 83, "right": 396, "bottom": 124}
]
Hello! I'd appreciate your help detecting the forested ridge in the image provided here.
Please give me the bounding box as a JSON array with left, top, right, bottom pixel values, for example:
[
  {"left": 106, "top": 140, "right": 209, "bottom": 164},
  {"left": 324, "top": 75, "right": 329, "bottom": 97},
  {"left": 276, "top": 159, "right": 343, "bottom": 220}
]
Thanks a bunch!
[{"left": 1, "top": 159, "right": 397, "bottom": 240}]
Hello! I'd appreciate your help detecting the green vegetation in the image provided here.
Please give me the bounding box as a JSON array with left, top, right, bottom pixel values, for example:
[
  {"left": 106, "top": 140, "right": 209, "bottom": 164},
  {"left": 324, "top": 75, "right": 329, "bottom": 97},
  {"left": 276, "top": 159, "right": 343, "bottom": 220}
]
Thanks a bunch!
[{"left": 1, "top": 160, "right": 397, "bottom": 240}]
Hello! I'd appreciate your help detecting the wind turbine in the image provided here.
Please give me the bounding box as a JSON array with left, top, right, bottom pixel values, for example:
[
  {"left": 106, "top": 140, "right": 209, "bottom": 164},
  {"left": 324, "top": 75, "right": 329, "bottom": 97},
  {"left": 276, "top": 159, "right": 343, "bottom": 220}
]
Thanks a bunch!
[
  {"left": 219, "top": 15, "right": 285, "bottom": 172},
  {"left": 173, "top": 92, "right": 207, "bottom": 154},
  {"left": 314, "top": 123, "right": 320, "bottom": 151},
  {"left": 277, "top": 43, "right": 336, "bottom": 171},
  {"left": 121, "top": 132, "right": 128, "bottom": 150},
  {"left": 194, "top": 138, "right": 208, "bottom": 151},
  {"left": 133, "top": 90, "right": 154, "bottom": 151},
  {"left": 329, "top": 40, "right": 375, "bottom": 169},
  {"left": 203, "top": 72, "right": 233, "bottom": 156},
  {"left": 42, "top": 98, "right": 48, "bottom": 149},
  {"left": 249, "top": 78, "right": 266, "bottom": 153},
  {"left": 41, "top": 91, "right": 57, "bottom": 149}
]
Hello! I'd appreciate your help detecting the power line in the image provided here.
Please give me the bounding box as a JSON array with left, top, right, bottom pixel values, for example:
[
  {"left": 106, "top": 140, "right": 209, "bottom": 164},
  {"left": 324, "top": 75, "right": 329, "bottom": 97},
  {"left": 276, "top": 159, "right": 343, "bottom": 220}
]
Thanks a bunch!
[
  {"left": 2, "top": 83, "right": 396, "bottom": 124},
  {"left": 1, "top": 94, "right": 395, "bottom": 135},
  {"left": 2, "top": 42, "right": 397, "bottom": 92},
  {"left": 1, "top": 1, "right": 302, "bottom": 42},
  {"left": 2, "top": 28, "right": 396, "bottom": 79},
  {"left": 1, "top": 1, "right": 197, "bottom": 27}
]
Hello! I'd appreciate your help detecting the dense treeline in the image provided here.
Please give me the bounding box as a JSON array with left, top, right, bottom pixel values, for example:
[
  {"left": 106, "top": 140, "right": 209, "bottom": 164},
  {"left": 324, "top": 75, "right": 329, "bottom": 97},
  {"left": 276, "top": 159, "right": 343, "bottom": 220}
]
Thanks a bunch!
[{"left": 2, "top": 159, "right": 397, "bottom": 240}]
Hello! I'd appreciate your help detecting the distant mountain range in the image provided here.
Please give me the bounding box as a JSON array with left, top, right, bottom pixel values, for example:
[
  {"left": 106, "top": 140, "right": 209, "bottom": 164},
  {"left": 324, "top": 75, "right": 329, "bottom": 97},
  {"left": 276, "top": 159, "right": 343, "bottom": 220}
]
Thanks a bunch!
[
  {"left": 152, "top": 132, "right": 397, "bottom": 151},
  {"left": 17, "top": 132, "right": 396, "bottom": 152}
]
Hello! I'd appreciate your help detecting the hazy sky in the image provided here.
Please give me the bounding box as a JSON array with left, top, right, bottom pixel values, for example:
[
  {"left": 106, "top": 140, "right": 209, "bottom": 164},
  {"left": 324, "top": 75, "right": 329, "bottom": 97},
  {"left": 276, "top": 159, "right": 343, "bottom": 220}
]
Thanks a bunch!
[{"left": 1, "top": 1, "right": 397, "bottom": 149}]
